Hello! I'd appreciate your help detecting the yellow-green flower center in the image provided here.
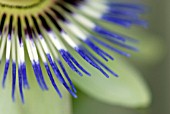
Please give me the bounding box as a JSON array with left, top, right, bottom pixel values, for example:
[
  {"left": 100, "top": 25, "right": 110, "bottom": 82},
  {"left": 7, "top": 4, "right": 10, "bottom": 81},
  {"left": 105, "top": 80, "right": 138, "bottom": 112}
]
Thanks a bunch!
[
  {"left": 0, "top": 0, "right": 53, "bottom": 18},
  {"left": 0, "top": 0, "right": 42, "bottom": 7}
]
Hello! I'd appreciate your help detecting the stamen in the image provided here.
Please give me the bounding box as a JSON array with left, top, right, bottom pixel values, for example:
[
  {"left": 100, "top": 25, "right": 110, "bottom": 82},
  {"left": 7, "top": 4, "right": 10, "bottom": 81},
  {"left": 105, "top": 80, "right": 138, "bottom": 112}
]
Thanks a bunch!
[
  {"left": 34, "top": 37, "right": 62, "bottom": 97},
  {"left": 25, "top": 17, "right": 49, "bottom": 90},
  {"left": 84, "top": 39, "right": 114, "bottom": 61},
  {"left": 86, "top": 49, "right": 118, "bottom": 77},
  {"left": 0, "top": 13, "right": 6, "bottom": 35},
  {"left": 75, "top": 47, "right": 110, "bottom": 78},
  {"left": 92, "top": 37, "right": 131, "bottom": 57},
  {"left": 93, "top": 26, "right": 126, "bottom": 42},
  {"left": 0, "top": 29, "right": 7, "bottom": 62},
  {"left": 11, "top": 30, "right": 16, "bottom": 101},
  {"left": 12, "top": 62, "right": 16, "bottom": 101},
  {"left": 58, "top": 59, "right": 77, "bottom": 93},
  {"left": 44, "top": 63, "right": 62, "bottom": 98},
  {"left": 18, "top": 66, "right": 24, "bottom": 103},
  {"left": 17, "top": 17, "right": 30, "bottom": 89},
  {"left": 2, "top": 15, "right": 13, "bottom": 87}
]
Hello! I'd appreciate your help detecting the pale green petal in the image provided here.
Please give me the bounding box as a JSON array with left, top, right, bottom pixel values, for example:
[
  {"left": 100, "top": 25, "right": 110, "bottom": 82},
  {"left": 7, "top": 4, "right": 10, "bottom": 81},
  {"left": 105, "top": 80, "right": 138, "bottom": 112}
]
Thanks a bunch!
[
  {"left": 0, "top": 60, "right": 72, "bottom": 114},
  {"left": 66, "top": 49, "right": 151, "bottom": 108},
  {"left": 73, "top": 92, "right": 150, "bottom": 114}
]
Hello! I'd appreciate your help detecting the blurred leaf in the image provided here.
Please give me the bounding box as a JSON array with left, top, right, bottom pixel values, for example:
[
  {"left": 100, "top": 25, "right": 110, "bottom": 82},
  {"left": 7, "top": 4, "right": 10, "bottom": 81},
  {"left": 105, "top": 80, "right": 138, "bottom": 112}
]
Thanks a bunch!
[
  {"left": 130, "top": 32, "right": 166, "bottom": 67},
  {"left": 66, "top": 48, "right": 151, "bottom": 108}
]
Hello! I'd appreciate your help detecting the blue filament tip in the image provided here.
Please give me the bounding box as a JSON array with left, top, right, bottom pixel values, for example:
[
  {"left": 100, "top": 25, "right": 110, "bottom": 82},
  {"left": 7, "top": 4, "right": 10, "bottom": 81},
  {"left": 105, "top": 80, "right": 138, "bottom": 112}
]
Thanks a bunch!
[
  {"left": 2, "top": 60, "right": 10, "bottom": 88},
  {"left": 32, "top": 62, "right": 45, "bottom": 90},
  {"left": 18, "top": 67, "right": 24, "bottom": 103},
  {"left": 36, "top": 63, "right": 48, "bottom": 90},
  {"left": 44, "top": 63, "right": 62, "bottom": 98},
  {"left": 85, "top": 39, "right": 114, "bottom": 61},
  {"left": 12, "top": 62, "right": 16, "bottom": 101},
  {"left": 75, "top": 47, "right": 110, "bottom": 78},
  {"left": 58, "top": 60, "right": 77, "bottom": 93},
  {"left": 21, "top": 63, "right": 30, "bottom": 89},
  {"left": 93, "top": 26, "right": 126, "bottom": 42}
]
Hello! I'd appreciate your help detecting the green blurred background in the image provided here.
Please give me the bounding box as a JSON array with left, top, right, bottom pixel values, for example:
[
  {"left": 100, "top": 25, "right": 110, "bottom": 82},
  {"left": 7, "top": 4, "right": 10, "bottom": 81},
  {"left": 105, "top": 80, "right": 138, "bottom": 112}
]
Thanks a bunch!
[{"left": 73, "top": 0, "right": 170, "bottom": 114}]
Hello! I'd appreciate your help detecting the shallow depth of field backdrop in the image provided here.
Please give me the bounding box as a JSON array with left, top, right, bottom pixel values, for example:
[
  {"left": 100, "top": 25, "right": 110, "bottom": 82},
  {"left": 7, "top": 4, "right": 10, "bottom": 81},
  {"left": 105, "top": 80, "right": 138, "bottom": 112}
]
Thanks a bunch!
[{"left": 73, "top": 0, "right": 170, "bottom": 114}]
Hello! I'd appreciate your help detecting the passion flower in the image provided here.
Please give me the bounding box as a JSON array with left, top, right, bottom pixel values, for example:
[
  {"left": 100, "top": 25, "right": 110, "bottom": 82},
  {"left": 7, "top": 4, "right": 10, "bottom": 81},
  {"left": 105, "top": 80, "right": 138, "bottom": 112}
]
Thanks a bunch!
[{"left": 0, "top": 0, "right": 147, "bottom": 103}]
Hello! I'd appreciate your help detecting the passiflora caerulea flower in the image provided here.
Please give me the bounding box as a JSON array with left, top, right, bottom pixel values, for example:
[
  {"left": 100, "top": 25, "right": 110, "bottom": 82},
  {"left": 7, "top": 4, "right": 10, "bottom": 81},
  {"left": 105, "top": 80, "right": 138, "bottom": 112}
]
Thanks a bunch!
[{"left": 0, "top": 0, "right": 151, "bottom": 113}]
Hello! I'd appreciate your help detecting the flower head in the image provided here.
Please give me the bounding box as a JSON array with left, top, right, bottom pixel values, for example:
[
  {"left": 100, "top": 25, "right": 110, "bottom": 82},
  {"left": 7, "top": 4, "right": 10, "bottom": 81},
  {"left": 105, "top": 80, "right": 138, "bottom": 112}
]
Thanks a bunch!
[{"left": 0, "top": 0, "right": 146, "bottom": 103}]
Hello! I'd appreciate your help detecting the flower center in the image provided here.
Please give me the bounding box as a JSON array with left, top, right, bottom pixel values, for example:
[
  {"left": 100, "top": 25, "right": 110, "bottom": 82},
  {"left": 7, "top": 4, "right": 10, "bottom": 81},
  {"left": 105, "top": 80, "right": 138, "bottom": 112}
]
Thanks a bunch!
[{"left": 0, "top": 0, "right": 43, "bottom": 8}]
